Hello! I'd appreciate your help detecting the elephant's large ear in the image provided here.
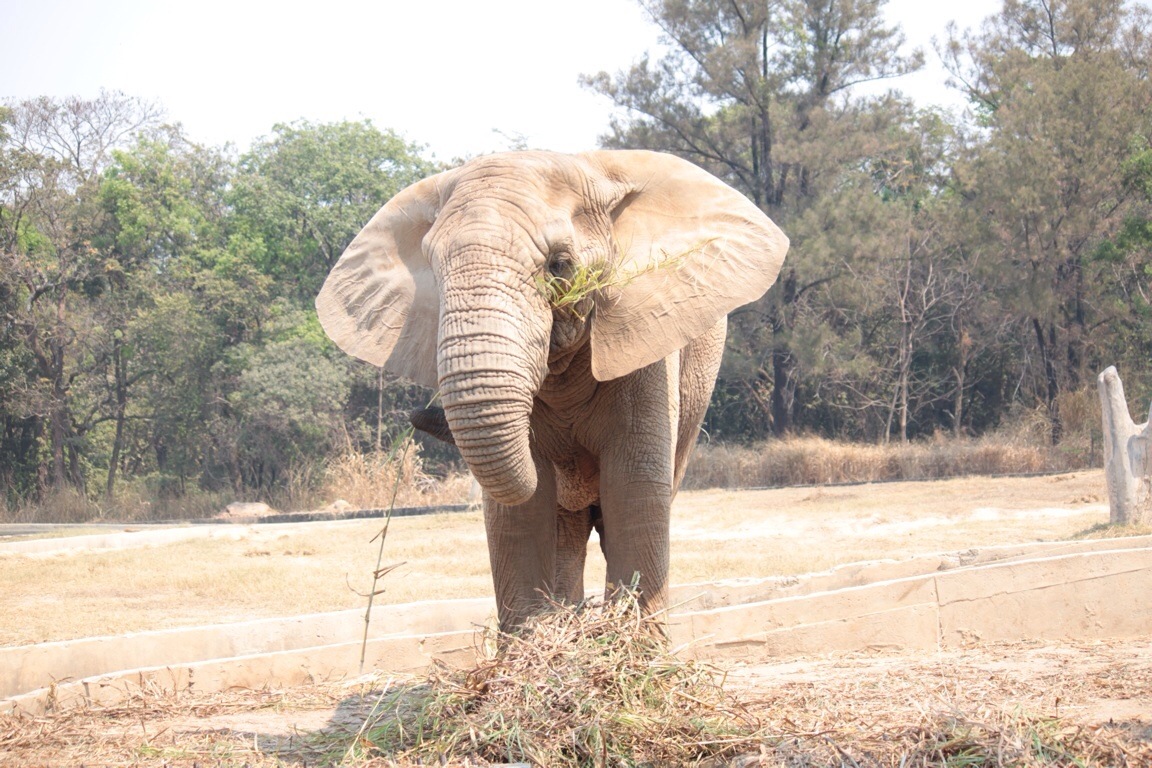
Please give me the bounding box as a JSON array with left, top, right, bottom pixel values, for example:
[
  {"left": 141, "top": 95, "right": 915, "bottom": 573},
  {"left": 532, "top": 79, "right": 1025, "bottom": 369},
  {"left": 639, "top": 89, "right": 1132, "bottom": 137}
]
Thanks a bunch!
[
  {"left": 584, "top": 150, "right": 789, "bottom": 382},
  {"left": 315, "top": 169, "right": 458, "bottom": 388}
]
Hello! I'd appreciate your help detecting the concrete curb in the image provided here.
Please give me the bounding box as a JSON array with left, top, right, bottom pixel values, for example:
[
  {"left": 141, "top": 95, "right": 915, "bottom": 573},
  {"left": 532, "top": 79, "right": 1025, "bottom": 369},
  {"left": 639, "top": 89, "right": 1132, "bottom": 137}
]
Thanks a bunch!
[
  {"left": 0, "top": 506, "right": 478, "bottom": 556},
  {"left": 0, "top": 524, "right": 270, "bottom": 556},
  {"left": 0, "top": 504, "right": 476, "bottom": 547},
  {"left": 0, "top": 515, "right": 412, "bottom": 557},
  {"left": 4, "top": 535, "right": 1150, "bottom": 714},
  {"left": 0, "top": 598, "right": 494, "bottom": 702},
  {"left": 3, "top": 629, "right": 482, "bottom": 714},
  {"left": 671, "top": 544, "right": 1152, "bottom": 658}
]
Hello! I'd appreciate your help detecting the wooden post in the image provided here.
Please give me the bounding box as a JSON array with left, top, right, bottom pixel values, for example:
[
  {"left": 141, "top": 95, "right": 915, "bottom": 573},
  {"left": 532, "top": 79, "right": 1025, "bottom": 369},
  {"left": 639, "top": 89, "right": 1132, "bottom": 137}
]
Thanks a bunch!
[{"left": 1097, "top": 366, "right": 1152, "bottom": 525}]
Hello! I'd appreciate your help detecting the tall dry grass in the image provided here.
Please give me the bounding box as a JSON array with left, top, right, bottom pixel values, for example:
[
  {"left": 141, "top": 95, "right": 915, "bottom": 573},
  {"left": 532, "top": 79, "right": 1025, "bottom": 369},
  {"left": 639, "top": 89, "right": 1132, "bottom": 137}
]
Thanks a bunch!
[
  {"left": 684, "top": 384, "right": 1103, "bottom": 490},
  {"left": 0, "top": 484, "right": 235, "bottom": 524},
  {"left": 3, "top": 390, "right": 1103, "bottom": 524},
  {"left": 317, "top": 445, "right": 473, "bottom": 510},
  {"left": 0, "top": 444, "right": 473, "bottom": 525},
  {"left": 683, "top": 433, "right": 1094, "bottom": 490},
  {"left": 0, "top": 487, "right": 104, "bottom": 525}
]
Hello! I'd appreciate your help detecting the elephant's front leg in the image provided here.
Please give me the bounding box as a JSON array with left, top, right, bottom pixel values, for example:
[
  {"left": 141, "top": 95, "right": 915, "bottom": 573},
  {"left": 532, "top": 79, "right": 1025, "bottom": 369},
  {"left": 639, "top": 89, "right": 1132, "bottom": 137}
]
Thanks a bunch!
[
  {"left": 596, "top": 363, "right": 679, "bottom": 620},
  {"left": 599, "top": 463, "right": 672, "bottom": 617},
  {"left": 483, "top": 451, "right": 559, "bottom": 632}
]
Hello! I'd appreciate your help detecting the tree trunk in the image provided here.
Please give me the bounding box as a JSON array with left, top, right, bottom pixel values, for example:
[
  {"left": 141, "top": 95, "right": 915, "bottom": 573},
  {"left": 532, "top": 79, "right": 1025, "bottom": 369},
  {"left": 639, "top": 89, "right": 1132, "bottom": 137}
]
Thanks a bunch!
[
  {"left": 106, "top": 335, "right": 128, "bottom": 499},
  {"left": 898, "top": 366, "right": 909, "bottom": 444},
  {"left": 894, "top": 320, "right": 912, "bottom": 445},
  {"left": 1033, "top": 318, "right": 1063, "bottom": 444},
  {"left": 45, "top": 288, "right": 82, "bottom": 489},
  {"left": 770, "top": 343, "right": 794, "bottom": 436},
  {"left": 952, "top": 328, "right": 971, "bottom": 438},
  {"left": 48, "top": 333, "right": 69, "bottom": 488},
  {"left": 49, "top": 398, "right": 68, "bottom": 487},
  {"left": 1097, "top": 366, "right": 1152, "bottom": 525},
  {"left": 769, "top": 269, "right": 798, "bottom": 437}
]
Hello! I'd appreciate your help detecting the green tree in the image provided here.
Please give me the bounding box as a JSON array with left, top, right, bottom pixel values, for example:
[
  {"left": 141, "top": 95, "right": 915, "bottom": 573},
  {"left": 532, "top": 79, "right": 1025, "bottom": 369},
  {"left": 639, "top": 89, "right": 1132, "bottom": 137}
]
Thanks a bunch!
[
  {"left": 1091, "top": 136, "right": 1152, "bottom": 409},
  {"left": 99, "top": 128, "right": 231, "bottom": 269},
  {"left": 92, "top": 129, "right": 234, "bottom": 497},
  {"left": 943, "top": 0, "right": 1152, "bottom": 442},
  {"left": 229, "top": 119, "right": 438, "bottom": 301},
  {"left": 1, "top": 95, "right": 448, "bottom": 514},
  {"left": 585, "top": 0, "right": 922, "bottom": 436},
  {"left": 222, "top": 309, "right": 351, "bottom": 491},
  {"left": 0, "top": 92, "right": 163, "bottom": 492},
  {"left": 226, "top": 118, "right": 445, "bottom": 488}
]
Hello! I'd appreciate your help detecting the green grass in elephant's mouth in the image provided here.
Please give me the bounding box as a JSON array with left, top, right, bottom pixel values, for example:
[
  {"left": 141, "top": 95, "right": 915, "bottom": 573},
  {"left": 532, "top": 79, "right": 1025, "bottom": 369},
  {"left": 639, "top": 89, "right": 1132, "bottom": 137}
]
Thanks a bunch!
[
  {"left": 534, "top": 260, "right": 616, "bottom": 317},
  {"left": 533, "top": 239, "right": 705, "bottom": 316}
]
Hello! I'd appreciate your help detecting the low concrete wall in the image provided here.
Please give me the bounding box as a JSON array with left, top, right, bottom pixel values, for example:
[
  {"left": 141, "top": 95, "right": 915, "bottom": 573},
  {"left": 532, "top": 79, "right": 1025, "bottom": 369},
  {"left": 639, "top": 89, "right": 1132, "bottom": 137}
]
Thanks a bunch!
[
  {"left": 672, "top": 541, "right": 1152, "bottom": 659},
  {"left": 0, "top": 598, "right": 494, "bottom": 703},
  {"left": 3, "top": 629, "right": 482, "bottom": 714},
  {"left": 671, "top": 534, "right": 1152, "bottom": 611},
  {"left": 5, "top": 536, "right": 1150, "bottom": 714}
]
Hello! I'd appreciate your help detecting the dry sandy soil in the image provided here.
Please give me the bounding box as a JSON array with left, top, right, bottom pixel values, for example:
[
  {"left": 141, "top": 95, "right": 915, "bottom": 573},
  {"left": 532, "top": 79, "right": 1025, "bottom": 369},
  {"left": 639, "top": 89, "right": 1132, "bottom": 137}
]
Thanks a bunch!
[
  {"left": 0, "top": 471, "right": 1116, "bottom": 646},
  {"left": 2, "top": 470, "right": 1150, "bottom": 765},
  {"left": 2, "top": 639, "right": 1149, "bottom": 766}
]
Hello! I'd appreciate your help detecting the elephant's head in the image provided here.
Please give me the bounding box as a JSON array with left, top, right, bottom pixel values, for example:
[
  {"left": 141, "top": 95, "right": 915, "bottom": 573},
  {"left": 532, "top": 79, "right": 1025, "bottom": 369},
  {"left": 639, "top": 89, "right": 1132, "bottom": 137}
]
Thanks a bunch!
[{"left": 316, "top": 150, "right": 788, "bottom": 506}]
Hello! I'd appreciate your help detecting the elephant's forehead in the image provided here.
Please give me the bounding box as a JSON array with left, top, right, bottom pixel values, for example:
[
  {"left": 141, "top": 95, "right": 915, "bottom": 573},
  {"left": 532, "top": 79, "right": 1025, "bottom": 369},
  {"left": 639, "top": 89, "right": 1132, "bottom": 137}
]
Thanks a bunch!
[
  {"left": 451, "top": 152, "right": 609, "bottom": 209},
  {"left": 434, "top": 155, "right": 618, "bottom": 255}
]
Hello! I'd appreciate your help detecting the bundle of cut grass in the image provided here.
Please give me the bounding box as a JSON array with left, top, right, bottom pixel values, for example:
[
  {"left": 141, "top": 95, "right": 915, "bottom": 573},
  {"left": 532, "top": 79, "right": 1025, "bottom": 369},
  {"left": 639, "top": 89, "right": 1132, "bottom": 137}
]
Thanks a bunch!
[
  {"left": 534, "top": 241, "right": 701, "bottom": 320},
  {"left": 356, "top": 592, "right": 761, "bottom": 767}
]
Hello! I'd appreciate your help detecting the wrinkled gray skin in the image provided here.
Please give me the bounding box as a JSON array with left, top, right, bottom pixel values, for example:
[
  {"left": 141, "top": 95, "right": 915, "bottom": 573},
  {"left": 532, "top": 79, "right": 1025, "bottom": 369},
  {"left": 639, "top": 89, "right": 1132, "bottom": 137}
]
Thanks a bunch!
[{"left": 317, "top": 150, "right": 788, "bottom": 631}]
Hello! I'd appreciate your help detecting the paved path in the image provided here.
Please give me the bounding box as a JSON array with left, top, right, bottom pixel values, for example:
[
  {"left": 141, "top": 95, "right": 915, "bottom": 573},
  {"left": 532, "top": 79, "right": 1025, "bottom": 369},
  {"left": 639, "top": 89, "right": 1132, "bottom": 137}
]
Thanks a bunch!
[
  {"left": 0, "top": 522, "right": 148, "bottom": 539},
  {"left": 0, "top": 503, "right": 475, "bottom": 543}
]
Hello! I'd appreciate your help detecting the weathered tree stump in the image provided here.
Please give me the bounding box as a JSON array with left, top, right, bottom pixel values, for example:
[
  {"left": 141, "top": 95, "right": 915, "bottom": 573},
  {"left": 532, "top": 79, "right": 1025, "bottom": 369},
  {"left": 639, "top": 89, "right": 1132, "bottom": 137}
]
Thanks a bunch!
[{"left": 1097, "top": 366, "right": 1152, "bottom": 525}]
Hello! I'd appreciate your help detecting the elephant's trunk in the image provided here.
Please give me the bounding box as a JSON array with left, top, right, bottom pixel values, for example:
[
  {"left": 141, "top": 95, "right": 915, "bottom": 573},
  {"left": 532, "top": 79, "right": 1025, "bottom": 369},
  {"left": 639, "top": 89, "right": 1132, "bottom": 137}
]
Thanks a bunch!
[
  {"left": 436, "top": 271, "right": 547, "bottom": 507},
  {"left": 440, "top": 371, "right": 536, "bottom": 506}
]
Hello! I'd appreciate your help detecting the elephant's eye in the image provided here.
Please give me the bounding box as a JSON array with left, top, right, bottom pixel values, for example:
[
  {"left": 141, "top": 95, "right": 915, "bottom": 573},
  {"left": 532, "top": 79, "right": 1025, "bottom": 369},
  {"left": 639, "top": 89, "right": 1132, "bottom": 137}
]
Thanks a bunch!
[{"left": 548, "top": 253, "right": 572, "bottom": 277}]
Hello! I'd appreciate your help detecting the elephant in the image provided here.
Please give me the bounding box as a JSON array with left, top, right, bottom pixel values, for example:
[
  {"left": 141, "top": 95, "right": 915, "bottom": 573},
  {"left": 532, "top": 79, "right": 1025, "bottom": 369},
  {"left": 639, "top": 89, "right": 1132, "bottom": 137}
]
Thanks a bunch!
[{"left": 316, "top": 150, "right": 788, "bottom": 631}]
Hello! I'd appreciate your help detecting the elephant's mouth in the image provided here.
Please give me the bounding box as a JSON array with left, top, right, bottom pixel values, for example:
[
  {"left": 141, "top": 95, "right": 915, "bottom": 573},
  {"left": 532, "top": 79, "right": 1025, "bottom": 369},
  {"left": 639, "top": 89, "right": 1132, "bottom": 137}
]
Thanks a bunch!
[
  {"left": 548, "top": 320, "right": 591, "bottom": 374},
  {"left": 409, "top": 406, "right": 455, "bottom": 445}
]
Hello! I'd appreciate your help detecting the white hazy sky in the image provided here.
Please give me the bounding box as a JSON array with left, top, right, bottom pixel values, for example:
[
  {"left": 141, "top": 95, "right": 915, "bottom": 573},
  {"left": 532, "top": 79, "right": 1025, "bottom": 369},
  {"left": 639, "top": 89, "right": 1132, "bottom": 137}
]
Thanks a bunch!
[{"left": 3, "top": 0, "right": 1002, "bottom": 161}]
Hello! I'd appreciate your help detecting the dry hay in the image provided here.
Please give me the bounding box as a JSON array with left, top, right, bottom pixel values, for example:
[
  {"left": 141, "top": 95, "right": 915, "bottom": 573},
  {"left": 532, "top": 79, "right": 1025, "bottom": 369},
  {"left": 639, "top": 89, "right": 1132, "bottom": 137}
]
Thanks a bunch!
[
  {"left": 0, "top": 679, "right": 349, "bottom": 766},
  {"left": 352, "top": 591, "right": 761, "bottom": 766},
  {"left": 321, "top": 444, "right": 472, "bottom": 510},
  {"left": 334, "top": 603, "right": 1152, "bottom": 767},
  {"left": 730, "top": 639, "right": 1152, "bottom": 767},
  {"left": 682, "top": 436, "right": 1085, "bottom": 490},
  {"left": 2, "top": 621, "right": 1149, "bottom": 766}
]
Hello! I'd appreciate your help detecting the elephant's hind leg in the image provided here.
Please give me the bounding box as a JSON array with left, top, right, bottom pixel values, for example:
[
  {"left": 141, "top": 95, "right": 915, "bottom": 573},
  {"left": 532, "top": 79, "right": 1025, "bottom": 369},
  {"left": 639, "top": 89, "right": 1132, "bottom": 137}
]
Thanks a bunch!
[{"left": 553, "top": 506, "right": 597, "bottom": 604}]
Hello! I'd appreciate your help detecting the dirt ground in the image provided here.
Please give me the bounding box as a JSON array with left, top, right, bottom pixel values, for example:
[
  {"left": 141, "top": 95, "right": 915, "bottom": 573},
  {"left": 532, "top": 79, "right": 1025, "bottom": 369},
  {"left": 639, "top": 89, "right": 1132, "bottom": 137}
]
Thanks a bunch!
[
  {"left": 0, "top": 471, "right": 1117, "bottom": 646},
  {"left": 2, "top": 638, "right": 1149, "bottom": 766},
  {"left": 2, "top": 470, "right": 1150, "bottom": 765}
]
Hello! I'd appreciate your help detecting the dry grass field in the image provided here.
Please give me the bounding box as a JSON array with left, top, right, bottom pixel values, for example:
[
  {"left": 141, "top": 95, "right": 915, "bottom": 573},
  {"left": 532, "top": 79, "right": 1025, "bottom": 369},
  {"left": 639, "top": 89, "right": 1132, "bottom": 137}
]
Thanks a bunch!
[
  {"left": 3, "top": 469, "right": 1150, "bottom": 766},
  {"left": 0, "top": 469, "right": 1117, "bottom": 647},
  {"left": 3, "top": 637, "right": 1148, "bottom": 766}
]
